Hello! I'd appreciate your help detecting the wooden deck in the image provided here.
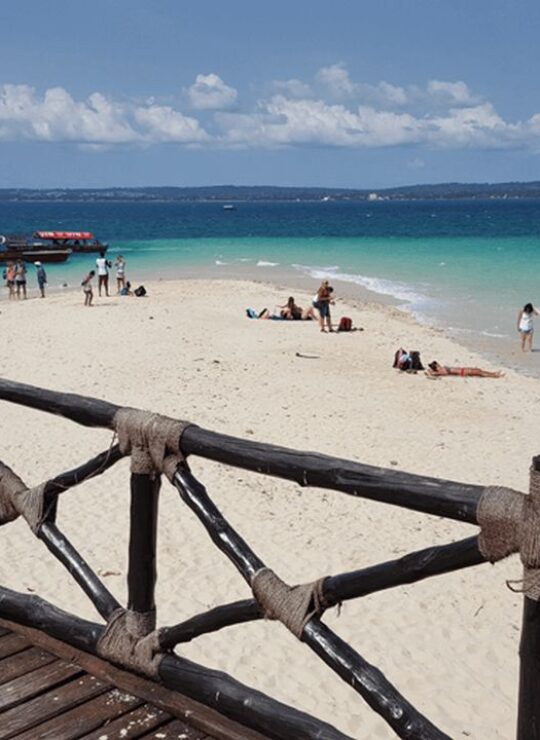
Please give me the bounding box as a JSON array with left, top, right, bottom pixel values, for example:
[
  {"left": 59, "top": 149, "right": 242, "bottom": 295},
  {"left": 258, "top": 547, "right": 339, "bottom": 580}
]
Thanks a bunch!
[{"left": 0, "top": 623, "right": 266, "bottom": 740}]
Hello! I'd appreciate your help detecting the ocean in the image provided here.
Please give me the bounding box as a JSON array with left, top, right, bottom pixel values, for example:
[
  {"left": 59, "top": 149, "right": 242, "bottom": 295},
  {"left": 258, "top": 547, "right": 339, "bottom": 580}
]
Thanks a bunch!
[{"left": 2, "top": 198, "right": 540, "bottom": 371}]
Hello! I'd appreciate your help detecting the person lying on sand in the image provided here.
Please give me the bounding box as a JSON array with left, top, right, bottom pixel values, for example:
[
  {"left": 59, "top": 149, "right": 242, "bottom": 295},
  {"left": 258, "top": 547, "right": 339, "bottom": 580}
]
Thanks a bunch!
[
  {"left": 426, "top": 361, "right": 504, "bottom": 378},
  {"left": 280, "top": 296, "right": 317, "bottom": 321}
]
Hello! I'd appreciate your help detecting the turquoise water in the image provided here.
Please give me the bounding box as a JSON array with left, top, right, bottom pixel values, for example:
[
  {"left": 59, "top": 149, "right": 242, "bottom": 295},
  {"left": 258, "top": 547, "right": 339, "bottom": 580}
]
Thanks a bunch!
[{"left": 2, "top": 199, "right": 540, "bottom": 352}]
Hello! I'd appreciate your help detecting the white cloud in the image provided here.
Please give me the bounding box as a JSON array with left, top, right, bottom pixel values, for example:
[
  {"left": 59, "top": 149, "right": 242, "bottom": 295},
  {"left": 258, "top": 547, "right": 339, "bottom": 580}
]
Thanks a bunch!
[
  {"left": 0, "top": 84, "right": 138, "bottom": 143},
  {"left": 272, "top": 78, "right": 313, "bottom": 98},
  {"left": 187, "top": 73, "right": 237, "bottom": 110},
  {"left": 134, "top": 105, "right": 209, "bottom": 143},
  {"left": 0, "top": 75, "right": 540, "bottom": 154},
  {"left": 427, "top": 80, "right": 477, "bottom": 106},
  {"left": 315, "top": 64, "right": 355, "bottom": 97}
]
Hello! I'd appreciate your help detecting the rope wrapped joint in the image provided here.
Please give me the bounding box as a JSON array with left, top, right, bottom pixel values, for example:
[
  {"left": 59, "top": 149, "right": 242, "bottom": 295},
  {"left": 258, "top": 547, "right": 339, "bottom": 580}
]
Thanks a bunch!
[
  {"left": 251, "top": 568, "right": 328, "bottom": 639},
  {"left": 0, "top": 461, "right": 52, "bottom": 534},
  {"left": 478, "top": 470, "right": 540, "bottom": 600},
  {"left": 97, "top": 608, "right": 164, "bottom": 678},
  {"left": 114, "top": 408, "right": 192, "bottom": 480}
]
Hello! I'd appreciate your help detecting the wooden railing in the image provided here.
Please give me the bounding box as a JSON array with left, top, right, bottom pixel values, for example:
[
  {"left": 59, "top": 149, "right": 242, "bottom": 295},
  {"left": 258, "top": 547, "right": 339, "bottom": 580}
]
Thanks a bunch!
[{"left": 0, "top": 377, "right": 536, "bottom": 740}]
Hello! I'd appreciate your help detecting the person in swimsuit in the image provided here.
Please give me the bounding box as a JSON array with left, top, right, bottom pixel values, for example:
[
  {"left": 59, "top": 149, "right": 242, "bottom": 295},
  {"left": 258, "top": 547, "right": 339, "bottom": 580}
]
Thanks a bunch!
[
  {"left": 15, "top": 260, "right": 27, "bottom": 300},
  {"left": 426, "top": 361, "right": 504, "bottom": 378},
  {"left": 517, "top": 303, "right": 538, "bottom": 352},
  {"left": 115, "top": 255, "right": 126, "bottom": 293},
  {"left": 81, "top": 270, "right": 95, "bottom": 306},
  {"left": 4, "top": 262, "right": 15, "bottom": 299},
  {"left": 314, "top": 280, "right": 335, "bottom": 332},
  {"left": 280, "top": 296, "right": 317, "bottom": 320}
]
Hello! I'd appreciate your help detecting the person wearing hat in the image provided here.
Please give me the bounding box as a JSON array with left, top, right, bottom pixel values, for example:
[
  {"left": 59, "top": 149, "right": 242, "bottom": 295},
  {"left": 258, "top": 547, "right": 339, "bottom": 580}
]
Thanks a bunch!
[{"left": 35, "top": 262, "right": 47, "bottom": 298}]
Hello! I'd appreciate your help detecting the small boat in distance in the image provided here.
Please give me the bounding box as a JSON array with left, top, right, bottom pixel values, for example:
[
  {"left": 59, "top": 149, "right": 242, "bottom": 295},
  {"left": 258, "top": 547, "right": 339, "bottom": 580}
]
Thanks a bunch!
[{"left": 222, "top": 204, "right": 236, "bottom": 211}]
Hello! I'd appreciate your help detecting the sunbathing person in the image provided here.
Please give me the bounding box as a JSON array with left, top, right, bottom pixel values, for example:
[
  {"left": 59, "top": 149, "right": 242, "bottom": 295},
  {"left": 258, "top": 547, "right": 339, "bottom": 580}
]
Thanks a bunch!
[
  {"left": 427, "top": 361, "right": 504, "bottom": 378},
  {"left": 280, "top": 296, "right": 316, "bottom": 321}
]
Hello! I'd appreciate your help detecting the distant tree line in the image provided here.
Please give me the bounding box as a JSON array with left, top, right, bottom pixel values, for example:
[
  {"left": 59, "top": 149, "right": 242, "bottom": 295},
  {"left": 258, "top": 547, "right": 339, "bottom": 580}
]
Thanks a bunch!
[{"left": 1, "top": 182, "right": 540, "bottom": 202}]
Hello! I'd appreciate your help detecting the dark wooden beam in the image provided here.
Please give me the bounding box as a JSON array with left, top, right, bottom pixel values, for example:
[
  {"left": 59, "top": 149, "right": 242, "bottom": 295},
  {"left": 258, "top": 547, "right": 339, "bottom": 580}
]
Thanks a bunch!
[
  {"left": 181, "top": 427, "right": 482, "bottom": 523},
  {"left": 159, "top": 536, "right": 485, "bottom": 648},
  {"left": 172, "top": 466, "right": 449, "bottom": 738},
  {"left": 0, "top": 378, "right": 486, "bottom": 522},
  {"left": 0, "top": 587, "right": 350, "bottom": 740},
  {"left": 322, "top": 535, "right": 486, "bottom": 606},
  {"left": 0, "top": 586, "right": 102, "bottom": 652},
  {"left": 0, "top": 378, "right": 119, "bottom": 428},
  {"left": 159, "top": 599, "right": 263, "bottom": 649},
  {"left": 44, "top": 444, "right": 124, "bottom": 497},
  {"left": 128, "top": 473, "right": 160, "bottom": 620},
  {"left": 38, "top": 522, "right": 120, "bottom": 620}
]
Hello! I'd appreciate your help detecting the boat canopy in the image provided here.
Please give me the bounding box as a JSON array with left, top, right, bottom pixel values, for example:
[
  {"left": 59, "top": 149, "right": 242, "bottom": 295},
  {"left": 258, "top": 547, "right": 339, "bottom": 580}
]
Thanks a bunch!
[{"left": 34, "top": 231, "right": 95, "bottom": 240}]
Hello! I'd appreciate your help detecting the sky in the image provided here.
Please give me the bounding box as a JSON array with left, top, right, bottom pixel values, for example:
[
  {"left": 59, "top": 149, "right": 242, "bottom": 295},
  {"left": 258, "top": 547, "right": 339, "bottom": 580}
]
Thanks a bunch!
[{"left": 0, "top": 0, "right": 539, "bottom": 189}]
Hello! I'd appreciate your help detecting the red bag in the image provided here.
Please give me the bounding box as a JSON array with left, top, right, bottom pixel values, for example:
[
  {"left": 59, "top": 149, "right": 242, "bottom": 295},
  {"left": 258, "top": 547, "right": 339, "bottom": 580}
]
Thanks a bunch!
[{"left": 338, "top": 316, "right": 353, "bottom": 332}]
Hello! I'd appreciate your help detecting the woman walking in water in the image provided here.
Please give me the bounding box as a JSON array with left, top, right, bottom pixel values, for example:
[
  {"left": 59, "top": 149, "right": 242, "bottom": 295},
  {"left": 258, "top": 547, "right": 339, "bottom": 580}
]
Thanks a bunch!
[{"left": 517, "top": 302, "right": 538, "bottom": 352}]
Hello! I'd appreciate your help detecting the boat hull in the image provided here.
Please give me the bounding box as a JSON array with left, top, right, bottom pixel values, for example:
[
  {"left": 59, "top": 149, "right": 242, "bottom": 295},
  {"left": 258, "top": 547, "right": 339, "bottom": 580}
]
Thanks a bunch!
[{"left": 0, "top": 249, "right": 71, "bottom": 264}]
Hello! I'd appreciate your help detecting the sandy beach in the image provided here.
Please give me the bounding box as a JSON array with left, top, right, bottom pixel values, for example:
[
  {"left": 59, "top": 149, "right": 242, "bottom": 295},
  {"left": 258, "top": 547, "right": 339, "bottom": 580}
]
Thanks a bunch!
[{"left": 0, "top": 277, "right": 538, "bottom": 738}]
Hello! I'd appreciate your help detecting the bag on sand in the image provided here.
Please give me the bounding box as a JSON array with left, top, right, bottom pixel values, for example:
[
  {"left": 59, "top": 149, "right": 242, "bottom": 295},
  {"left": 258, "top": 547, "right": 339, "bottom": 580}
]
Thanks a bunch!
[
  {"left": 134, "top": 285, "right": 147, "bottom": 297},
  {"left": 338, "top": 316, "right": 353, "bottom": 332},
  {"left": 393, "top": 348, "right": 424, "bottom": 371}
]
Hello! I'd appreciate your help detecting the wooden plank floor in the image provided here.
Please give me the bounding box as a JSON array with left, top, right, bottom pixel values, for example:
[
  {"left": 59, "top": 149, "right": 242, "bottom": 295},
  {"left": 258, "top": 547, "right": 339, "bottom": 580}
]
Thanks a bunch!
[{"left": 0, "top": 628, "right": 214, "bottom": 740}]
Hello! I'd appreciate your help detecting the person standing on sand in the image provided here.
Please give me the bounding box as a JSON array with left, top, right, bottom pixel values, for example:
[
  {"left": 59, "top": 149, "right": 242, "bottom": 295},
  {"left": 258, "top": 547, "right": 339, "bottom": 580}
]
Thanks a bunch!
[
  {"left": 15, "top": 260, "right": 27, "bottom": 300},
  {"left": 517, "top": 303, "right": 538, "bottom": 352},
  {"left": 114, "top": 255, "right": 126, "bottom": 293},
  {"left": 82, "top": 270, "right": 95, "bottom": 306},
  {"left": 35, "top": 262, "right": 47, "bottom": 298},
  {"left": 96, "top": 251, "right": 111, "bottom": 297},
  {"left": 4, "top": 262, "right": 15, "bottom": 299},
  {"left": 314, "top": 280, "right": 335, "bottom": 333}
]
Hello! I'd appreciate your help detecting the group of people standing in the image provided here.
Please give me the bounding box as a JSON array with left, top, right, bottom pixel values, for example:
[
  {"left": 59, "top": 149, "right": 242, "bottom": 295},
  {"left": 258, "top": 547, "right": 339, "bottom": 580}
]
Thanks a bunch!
[
  {"left": 2, "top": 260, "right": 47, "bottom": 300},
  {"left": 81, "top": 253, "right": 128, "bottom": 306}
]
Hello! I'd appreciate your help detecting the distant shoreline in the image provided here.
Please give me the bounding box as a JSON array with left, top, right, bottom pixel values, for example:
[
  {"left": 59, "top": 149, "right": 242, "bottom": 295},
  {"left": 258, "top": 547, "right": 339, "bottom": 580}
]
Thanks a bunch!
[{"left": 2, "top": 181, "right": 540, "bottom": 202}]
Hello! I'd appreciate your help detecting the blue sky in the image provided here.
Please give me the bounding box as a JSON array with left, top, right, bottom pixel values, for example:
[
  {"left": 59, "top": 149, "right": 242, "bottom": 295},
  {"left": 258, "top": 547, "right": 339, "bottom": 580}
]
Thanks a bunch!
[{"left": 0, "top": 0, "right": 539, "bottom": 188}]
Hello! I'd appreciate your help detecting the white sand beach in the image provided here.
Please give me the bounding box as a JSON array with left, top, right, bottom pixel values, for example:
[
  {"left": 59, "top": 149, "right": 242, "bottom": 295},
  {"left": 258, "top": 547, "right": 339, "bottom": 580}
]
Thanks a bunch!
[{"left": 0, "top": 278, "right": 538, "bottom": 738}]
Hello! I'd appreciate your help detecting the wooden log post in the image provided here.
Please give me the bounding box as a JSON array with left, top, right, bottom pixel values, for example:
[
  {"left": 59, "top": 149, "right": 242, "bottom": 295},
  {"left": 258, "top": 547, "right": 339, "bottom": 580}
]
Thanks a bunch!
[
  {"left": 127, "top": 473, "right": 161, "bottom": 630},
  {"left": 517, "top": 455, "right": 540, "bottom": 740}
]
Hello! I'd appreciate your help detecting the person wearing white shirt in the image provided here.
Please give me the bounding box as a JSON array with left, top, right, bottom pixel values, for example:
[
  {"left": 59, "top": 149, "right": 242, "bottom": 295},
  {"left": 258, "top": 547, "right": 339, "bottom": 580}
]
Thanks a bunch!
[{"left": 96, "top": 251, "right": 111, "bottom": 297}]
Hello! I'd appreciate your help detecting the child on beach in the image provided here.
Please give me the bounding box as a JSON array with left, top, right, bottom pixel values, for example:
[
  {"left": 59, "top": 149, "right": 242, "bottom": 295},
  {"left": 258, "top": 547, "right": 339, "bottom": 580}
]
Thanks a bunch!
[
  {"left": 81, "top": 270, "right": 95, "bottom": 306},
  {"left": 517, "top": 303, "right": 538, "bottom": 352}
]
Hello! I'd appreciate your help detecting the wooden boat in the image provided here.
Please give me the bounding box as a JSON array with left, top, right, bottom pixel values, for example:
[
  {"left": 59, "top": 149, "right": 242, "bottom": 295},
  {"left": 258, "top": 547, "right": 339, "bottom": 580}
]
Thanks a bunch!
[
  {"left": 32, "top": 231, "right": 108, "bottom": 254},
  {"left": 0, "top": 236, "right": 71, "bottom": 264}
]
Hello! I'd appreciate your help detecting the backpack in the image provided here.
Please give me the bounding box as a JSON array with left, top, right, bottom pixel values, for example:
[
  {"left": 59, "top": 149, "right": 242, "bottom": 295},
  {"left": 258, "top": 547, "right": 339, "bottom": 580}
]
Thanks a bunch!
[
  {"left": 409, "top": 350, "right": 424, "bottom": 371},
  {"left": 393, "top": 348, "right": 411, "bottom": 370},
  {"left": 393, "top": 347, "right": 424, "bottom": 371},
  {"left": 338, "top": 316, "right": 353, "bottom": 332},
  {"left": 134, "top": 285, "right": 146, "bottom": 297}
]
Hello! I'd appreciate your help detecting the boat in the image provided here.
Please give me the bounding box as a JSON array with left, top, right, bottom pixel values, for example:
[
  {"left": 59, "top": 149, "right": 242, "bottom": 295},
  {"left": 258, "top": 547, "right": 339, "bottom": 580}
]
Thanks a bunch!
[
  {"left": 0, "top": 230, "right": 108, "bottom": 264},
  {"left": 222, "top": 204, "right": 236, "bottom": 211},
  {"left": 0, "top": 235, "right": 70, "bottom": 264},
  {"left": 32, "top": 231, "right": 108, "bottom": 254}
]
